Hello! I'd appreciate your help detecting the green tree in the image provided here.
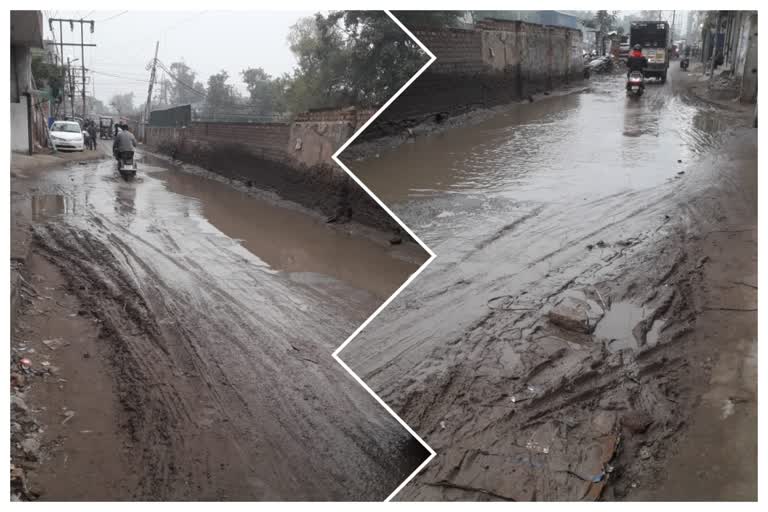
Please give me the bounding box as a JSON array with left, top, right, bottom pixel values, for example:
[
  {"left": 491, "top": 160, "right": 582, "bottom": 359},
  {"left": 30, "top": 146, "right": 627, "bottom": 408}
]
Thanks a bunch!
[
  {"left": 31, "top": 54, "right": 65, "bottom": 100},
  {"left": 167, "top": 61, "right": 205, "bottom": 106},
  {"left": 203, "top": 70, "right": 239, "bottom": 117},
  {"left": 284, "top": 11, "right": 428, "bottom": 112},
  {"left": 241, "top": 67, "right": 289, "bottom": 116}
]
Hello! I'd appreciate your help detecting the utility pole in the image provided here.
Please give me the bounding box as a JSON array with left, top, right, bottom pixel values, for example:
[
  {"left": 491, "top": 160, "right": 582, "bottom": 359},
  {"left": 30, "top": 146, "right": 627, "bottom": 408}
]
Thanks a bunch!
[
  {"left": 49, "top": 17, "right": 95, "bottom": 119},
  {"left": 67, "top": 57, "right": 74, "bottom": 117},
  {"left": 144, "top": 41, "right": 160, "bottom": 132},
  {"left": 80, "top": 21, "right": 86, "bottom": 118}
]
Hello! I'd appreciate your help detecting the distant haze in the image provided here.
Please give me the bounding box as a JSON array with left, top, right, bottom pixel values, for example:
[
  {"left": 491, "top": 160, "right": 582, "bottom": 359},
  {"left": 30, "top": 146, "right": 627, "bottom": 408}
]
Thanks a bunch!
[{"left": 44, "top": 10, "right": 313, "bottom": 106}]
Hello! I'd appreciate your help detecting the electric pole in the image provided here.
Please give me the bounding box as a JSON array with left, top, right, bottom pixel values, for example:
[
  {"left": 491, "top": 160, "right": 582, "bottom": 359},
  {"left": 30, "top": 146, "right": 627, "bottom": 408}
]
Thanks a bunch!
[
  {"left": 144, "top": 41, "right": 160, "bottom": 130},
  {"left": 80, "top": 20, "right": 86, "bottom": 117},
  {"left": 49, "top": 17, "right": 95, "bottom": 119},
  {"left": 67, "top": 57, "right": 74, "bottom": 117}
]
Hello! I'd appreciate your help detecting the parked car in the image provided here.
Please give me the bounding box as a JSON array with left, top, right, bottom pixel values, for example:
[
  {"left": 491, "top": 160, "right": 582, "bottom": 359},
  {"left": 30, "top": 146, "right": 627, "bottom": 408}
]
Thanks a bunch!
[{"left": 50, "top": 121, "right": 85, "bottom": 152}]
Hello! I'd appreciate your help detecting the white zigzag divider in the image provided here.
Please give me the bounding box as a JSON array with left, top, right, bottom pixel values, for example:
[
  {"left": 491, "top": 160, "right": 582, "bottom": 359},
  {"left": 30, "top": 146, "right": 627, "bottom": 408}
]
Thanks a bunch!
[{"left": 330, "top": 10, "right": 438, "bottom": 502}]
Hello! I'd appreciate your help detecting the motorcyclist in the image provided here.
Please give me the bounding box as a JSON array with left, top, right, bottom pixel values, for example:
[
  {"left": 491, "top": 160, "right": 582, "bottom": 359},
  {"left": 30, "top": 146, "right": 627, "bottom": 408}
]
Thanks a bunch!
[
  {"left": 626, "top": 44, "right": 648, "bottom": 89},
  {"left": 626, "top": 44, "right": 648, "bottom": 75},
  {"left": 113, "top": 124, "right": 136, "bottom": 160}
]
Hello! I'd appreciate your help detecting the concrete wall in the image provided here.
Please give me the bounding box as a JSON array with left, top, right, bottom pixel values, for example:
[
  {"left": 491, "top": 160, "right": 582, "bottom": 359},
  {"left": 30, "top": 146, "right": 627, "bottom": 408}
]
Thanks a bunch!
[
  {"left": 377, "top": 20, "right": 583, "bottom": 124},
  {"left": 289, "top": 108, "right": 374, "bottom": 168},
  {"left": 739, "top": 13, "right": 758, "bottom": 103},
  {"left": 11, "top": 101, "right": 29, "bottom": 153}
]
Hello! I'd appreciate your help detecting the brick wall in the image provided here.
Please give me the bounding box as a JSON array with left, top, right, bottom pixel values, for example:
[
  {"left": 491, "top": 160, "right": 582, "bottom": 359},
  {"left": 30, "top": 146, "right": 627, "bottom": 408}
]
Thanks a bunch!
[
  {"left": 376, "top": 20, "right": 583, "bottom": 124},
  {"left": 144, "top": 111, "right": 395, "bottom": 232}
]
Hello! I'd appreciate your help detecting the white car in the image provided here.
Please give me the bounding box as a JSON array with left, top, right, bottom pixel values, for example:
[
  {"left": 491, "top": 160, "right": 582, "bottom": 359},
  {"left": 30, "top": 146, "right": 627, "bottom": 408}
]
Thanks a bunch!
[{"left": 50, "top": 121, "right": 85, "bottom": 152}]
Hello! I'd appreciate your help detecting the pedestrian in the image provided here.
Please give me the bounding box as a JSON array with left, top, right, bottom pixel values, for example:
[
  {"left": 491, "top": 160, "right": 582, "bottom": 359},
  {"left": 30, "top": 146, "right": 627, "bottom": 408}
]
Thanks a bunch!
[{"left": 88, "top": 123, "right": 98, "bottom": 150}]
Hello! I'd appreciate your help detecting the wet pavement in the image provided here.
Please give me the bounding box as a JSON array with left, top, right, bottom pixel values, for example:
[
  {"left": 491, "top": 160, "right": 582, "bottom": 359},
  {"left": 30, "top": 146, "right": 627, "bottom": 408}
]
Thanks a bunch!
[
  {"left": 341, "top": 67, "right": 757, "bottom": 500},
  {"left": 11, "top": 152, "right": 428, "bottom": 500}
]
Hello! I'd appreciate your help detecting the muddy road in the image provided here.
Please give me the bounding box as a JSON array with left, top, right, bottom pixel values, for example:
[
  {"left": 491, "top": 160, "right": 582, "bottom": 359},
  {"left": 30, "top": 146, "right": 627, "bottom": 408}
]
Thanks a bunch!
[
  {"left": 11, "top": 151, "right": 429, "bottom": 500},
  {"left": 342, "top": 68, "right": 757, "bottom": 500}
]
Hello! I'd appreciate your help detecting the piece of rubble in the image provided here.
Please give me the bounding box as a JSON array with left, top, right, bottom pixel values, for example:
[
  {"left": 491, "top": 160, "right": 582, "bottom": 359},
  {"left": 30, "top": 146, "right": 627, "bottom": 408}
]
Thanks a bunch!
[
  {"left": 11, "top": 395, "right": 29, "bottom": 414},
  {"left": 42, "top": 337, "right": 68, "bottom": 350},
  {"left": 549, "top": 289, "right": 605, "bottom": 334},
  {"left": 20, "top": 437, "right": 40, "bottom": 461}
]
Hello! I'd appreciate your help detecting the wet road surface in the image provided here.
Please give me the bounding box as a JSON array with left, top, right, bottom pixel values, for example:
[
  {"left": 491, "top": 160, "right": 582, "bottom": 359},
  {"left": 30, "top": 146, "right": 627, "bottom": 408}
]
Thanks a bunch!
[
  {"left": 342, "top": 67, "right": 757, "bottom": 500},
  {"left": 12, "top": 153, "right": 428, "bottom": 500}
]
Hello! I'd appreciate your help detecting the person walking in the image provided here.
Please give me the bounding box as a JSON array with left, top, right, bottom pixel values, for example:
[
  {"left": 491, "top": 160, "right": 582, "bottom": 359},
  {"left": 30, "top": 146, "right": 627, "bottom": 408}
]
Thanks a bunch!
[{"left": 88, "top": 122, "right": 98, "bottom": 150}]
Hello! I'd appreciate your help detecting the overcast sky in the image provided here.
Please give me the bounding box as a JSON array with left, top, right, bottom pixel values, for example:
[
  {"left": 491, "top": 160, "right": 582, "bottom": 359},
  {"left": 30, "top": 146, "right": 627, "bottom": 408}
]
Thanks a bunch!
[{"left": 43, "top": 10, "right": 314, "bottom": 106}]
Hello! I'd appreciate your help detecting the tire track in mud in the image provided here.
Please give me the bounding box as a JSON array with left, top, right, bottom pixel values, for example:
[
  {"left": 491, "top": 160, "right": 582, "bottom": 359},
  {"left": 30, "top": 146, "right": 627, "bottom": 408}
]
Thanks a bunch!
[
  {"left": 23, "top": 161, "right": 429, "bottom": 499},
  {"left": 342, "top": 72, "right": 756, "bottom": 500}
]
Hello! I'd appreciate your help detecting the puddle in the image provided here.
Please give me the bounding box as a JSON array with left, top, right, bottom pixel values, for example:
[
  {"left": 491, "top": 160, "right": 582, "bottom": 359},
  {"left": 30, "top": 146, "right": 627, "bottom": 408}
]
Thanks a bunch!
[
  {"left": 594, "top": 301, "right": 647, "bottom": 352},
  {"left": 30, "top": 194, "right": 78, "bottom": 220},
  {"left": 156, "top": 167, "right": 420, "bottom": 299}
]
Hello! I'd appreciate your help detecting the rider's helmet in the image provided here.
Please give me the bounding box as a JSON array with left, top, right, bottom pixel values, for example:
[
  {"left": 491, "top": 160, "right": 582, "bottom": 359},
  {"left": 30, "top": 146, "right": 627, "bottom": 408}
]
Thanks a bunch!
[{"left": 633, "top": 44, "right": 642, "bottom": 51}]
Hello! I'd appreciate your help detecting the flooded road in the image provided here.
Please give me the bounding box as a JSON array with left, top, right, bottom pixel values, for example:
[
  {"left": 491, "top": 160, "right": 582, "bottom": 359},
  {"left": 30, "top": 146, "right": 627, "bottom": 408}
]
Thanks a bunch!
[
  {"left": 342, "top": 68, "right": 757, "bottom": 500},
  {"left": 11, "top": 154, "right": 428, "bottom": 500}
]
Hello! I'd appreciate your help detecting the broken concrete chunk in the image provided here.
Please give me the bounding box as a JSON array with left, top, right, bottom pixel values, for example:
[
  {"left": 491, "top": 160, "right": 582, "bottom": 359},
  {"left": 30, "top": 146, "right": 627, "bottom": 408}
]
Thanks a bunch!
[
  {"left": 549, "top": 289, "right": 604, "bottom": 334},
  {"left": 20, "top": 437, "right": 40, "bottom": 461}
]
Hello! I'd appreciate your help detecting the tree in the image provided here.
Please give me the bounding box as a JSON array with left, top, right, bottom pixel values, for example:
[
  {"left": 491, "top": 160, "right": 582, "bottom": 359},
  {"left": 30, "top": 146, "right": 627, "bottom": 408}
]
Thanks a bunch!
[
  {"left": 202, "top": 70, "right": 238, "bottom": 117},
  {"left": 31, "top": 54, "right": 65, "bottom": 101},
  {"left": 284, "top": 11, "right": 428, "bottom": 112},
  {"left": 110, "top": 92, "right": 135, "bottom": 115},
  {"left": 594, "top": 10, "right": 619, "bottom": 34},
  {"left": 167, "top": 61, "right": 205, "bottom": 106},
  {"left": 241, "top": 67, "right": 287, "bottom": 116}
]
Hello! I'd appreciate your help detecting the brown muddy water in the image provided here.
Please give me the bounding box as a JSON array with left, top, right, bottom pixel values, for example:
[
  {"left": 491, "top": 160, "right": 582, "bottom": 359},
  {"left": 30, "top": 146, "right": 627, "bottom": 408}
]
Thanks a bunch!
[
  {"left": 341, "top": 69, "right": 757, "bottom": 500},
  {"left": 12, "top": 155, "right": 429, "bottom": 500}
]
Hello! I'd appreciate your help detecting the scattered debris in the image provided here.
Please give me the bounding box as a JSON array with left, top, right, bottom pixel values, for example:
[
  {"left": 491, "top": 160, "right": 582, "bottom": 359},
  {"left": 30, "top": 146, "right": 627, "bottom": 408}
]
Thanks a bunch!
[
  {"left": 42, "top": 337, "right": 68, "bottom": 350},
  {"left": 61, "top": 410, "right": 76, "bottom": 424}
]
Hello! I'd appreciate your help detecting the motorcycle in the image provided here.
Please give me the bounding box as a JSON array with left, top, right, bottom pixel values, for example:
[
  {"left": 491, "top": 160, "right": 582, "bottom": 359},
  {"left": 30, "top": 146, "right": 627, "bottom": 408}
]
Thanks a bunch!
[
  {"left": 680, "top": 57, "right": 690, "bottom": 70},
  {"left": 626, "top": 71, "right": 645, "bottom": 97},
  {"left": 116, "top": 151, "right": 138, "bottom": 180}
]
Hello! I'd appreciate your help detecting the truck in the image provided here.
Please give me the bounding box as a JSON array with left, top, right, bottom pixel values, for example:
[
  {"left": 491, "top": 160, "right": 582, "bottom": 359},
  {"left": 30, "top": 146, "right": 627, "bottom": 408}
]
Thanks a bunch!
[{"left": 630, "top": 21, "right": 670, "bottom": 83}]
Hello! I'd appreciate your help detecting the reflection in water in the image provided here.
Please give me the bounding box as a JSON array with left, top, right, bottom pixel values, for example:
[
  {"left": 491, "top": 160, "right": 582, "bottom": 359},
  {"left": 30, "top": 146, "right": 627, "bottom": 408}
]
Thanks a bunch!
[
  {"left": 152, "top": 167, "right": 421, "bottom": 299},
  {"left": 114, "top": 183, "right": 137, "bottom": 217},
  {"left": 31, "top": 194, "right": 76, "bottom": 220}
]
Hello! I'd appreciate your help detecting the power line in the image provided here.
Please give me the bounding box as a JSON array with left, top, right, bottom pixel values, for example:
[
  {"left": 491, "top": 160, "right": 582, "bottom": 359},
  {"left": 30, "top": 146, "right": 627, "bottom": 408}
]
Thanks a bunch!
[
  {"left": 90, "top": 69, "right": 151, "bottom": 83},
  {"left": 97, "top": 11, "right": 128, "bottom": 23},
  {"left": 156, "top": 60, "right": 206, "bottom": 98}
]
